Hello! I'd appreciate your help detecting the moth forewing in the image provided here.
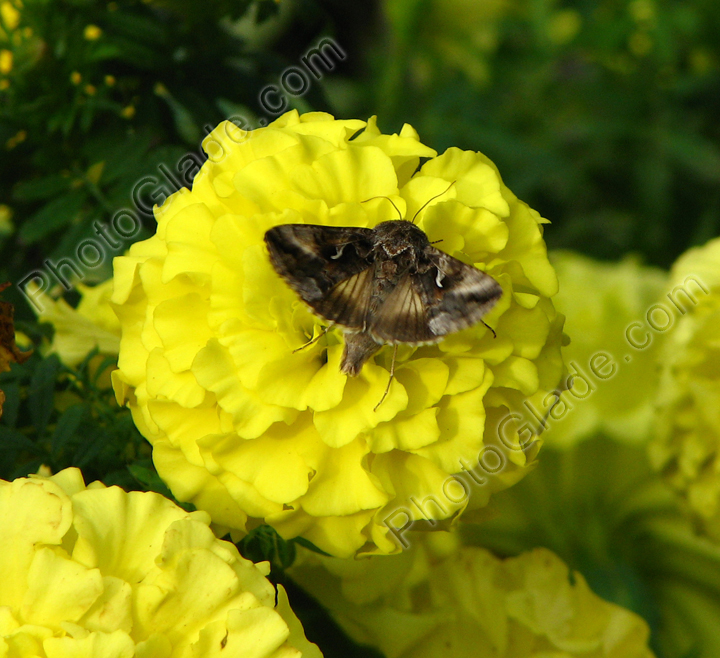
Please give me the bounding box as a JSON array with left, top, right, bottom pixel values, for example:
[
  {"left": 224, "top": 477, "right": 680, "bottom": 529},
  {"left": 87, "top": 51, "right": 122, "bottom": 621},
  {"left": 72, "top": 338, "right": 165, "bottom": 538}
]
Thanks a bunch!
[
  {"left": 264, "top": 219, "right": 503, "bottom": 408},
  {"left": 264, "top": 224, "right": 374, "bottom": 308},
  {"left": 423, "top": 249, "right": 503, "bottom": 336}
]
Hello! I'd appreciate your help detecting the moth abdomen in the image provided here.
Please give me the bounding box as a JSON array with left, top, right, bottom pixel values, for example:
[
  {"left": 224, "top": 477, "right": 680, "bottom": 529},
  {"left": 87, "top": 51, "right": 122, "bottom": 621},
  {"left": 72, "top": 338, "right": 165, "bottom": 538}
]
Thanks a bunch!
[{"left": 340, "top": 331, "right": 382, "bottom": 376}]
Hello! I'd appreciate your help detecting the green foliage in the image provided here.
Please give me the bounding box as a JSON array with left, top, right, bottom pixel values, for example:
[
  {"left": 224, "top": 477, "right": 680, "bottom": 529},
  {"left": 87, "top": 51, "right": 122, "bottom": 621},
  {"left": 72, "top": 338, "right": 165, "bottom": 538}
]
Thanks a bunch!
[
  {"left": 0, "top": 0, "right": 286, "bottom": 311},
  {"left": 351, "top": 0, "right": 720, "bottom": 266},
  {"left": 0, "top": 348, "right": 151, "bottom": 487}
]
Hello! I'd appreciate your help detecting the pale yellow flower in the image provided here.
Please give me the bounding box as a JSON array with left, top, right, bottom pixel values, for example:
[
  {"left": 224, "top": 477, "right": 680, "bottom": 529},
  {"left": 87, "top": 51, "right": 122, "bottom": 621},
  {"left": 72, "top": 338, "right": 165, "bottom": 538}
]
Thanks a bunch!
[
  {"left": 289, "top": 534, "right": 654, "bottom": 658},
  {"left": 649, "top": 237, "right": 720, "bottom": 541},
  {"left": 0, "top": 468, "right": 321, "bottom": 658},
  {"left": 544, "top": 252, "right": 667, "bottom": 448},
  {"left": 31, "top": 280, "right": 120, "bottom": 367},
  {"left": 111, "top": 110, "right": 565, "bottom": 557}
]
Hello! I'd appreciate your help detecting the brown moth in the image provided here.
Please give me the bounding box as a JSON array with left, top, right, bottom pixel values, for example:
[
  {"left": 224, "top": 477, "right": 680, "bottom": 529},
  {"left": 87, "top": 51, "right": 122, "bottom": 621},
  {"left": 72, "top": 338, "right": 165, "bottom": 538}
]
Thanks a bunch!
[{"left": 264, "top": 207, "right": 503, "bottom": 408}]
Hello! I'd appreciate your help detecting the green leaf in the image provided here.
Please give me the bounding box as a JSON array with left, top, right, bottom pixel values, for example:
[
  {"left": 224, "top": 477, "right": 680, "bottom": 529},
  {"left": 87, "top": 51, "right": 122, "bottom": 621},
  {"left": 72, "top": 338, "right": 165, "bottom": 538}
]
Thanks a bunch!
[
  {"left": 237, "top": 524, "right": 297, "bottom": 570},
  {"left": 14, "top": 174, "right": 73, "bottom": 202},
  {"left": 87, "top": 43, "right": 124, "bottom": 62},
  {"left": 18, "top": 191, "right": 87, "bottom": 245},
  {"left": 665, "top": 132, "right": 720, "bottom": 182},
  {"left": 72, "top": 430, "right": 106, "bottom": 469},
  {"left": 0, "top": 381, "right": 21, "bottom": 428},
  {"left": 28, "top": 355, "right": 61, "bottom": 438},
  {"left": 51, "top": 404, "right": 87, "bottom": 458},
  {"left": 292, "top": 536, "right": 333, "bottom": 557},
  {"left": 0, "top": 426, "right": 43, "bottom": 454},
  {"left": 156, "top": 89, "right": 201, "bottom": 145}
]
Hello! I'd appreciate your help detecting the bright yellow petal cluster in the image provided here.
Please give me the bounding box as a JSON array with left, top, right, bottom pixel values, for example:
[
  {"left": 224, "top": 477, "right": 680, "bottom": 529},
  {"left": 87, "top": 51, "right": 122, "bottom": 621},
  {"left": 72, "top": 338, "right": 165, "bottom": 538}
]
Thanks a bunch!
[
  {"left": 32, "top": 280, "right": 120, "bottom": 367},
  {"left": 111, "top": 110, "right": 565, "bottom": 557},
  {"left": 649, "top": 237, "right": 720, "bottom": 541},
  {"left": 0, "top": 468, "right": 321, "bottom": 658},
  {"left": 289, "top": 535, "right": 654, "bottom": 658},
  {"left": 544, "top": 252, "right": 667, "bottom": 448}
]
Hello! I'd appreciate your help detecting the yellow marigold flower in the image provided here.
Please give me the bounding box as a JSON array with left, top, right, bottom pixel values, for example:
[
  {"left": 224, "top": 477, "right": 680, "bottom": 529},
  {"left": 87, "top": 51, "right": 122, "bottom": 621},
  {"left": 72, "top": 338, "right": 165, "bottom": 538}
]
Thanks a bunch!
[
  {"left": 0, "top": 468, "right": 321, "bottom": 658},
  {"left": 120, "top": 105, "right": 135, "bottom": 119},
  {"left": 649, "top": 237, "right": 720, "bottom": 542},
  {"left": 83, "top": 24, "right": 102, "bottom": 40},
  {"left": 111, "top": 110, "right": 565, "bottom": 557},
  {"left": 544, "top": 252, "right": 667, "bottom": 448},
  {"left": 289, "top": 535, "right": 655, "bottom": 657},
  {"left": 31, "top": 280, "right": 120, "bottom": 367},
  {"left": 70, "top": 71, "right": 81, "bottom": 85}
]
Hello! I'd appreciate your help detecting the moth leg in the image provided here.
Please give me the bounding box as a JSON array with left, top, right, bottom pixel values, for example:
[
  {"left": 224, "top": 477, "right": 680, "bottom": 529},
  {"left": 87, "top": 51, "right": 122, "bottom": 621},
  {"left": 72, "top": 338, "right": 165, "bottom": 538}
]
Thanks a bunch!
[
  {"left": 480, "top": 319, "right": 497, "bottom": 338},
  {"left": 293, "top": 322, "right": 334, "bottom": 353},
  {"left": 374, "top": 344, "right": 398, "bottom": 412}
]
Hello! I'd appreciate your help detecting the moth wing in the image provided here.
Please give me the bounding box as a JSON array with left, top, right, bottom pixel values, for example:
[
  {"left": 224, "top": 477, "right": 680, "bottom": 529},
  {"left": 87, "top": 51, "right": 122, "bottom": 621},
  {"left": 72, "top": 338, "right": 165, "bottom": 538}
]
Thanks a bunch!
[
  {"left": 313, "top": 265, "right": 375, "bottom": 329},
  {"left": 369, "top": 274, "right": 436, "bottom": 344},
  {"left": 265, "top": 223, "right": 373, "bottom": 299},
  {"left": 264, "top": 224, "right": 375, "bottom": 329},
  {"left": 419, "top": 247, "right": 503, "bottom": 337}
]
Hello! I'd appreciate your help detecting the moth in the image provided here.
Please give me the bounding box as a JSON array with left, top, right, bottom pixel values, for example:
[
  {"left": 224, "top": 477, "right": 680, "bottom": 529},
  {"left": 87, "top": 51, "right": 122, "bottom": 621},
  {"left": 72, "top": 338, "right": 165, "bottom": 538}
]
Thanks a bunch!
[{"left": 264, "top": 196, "right": 502, "bottom": 409}]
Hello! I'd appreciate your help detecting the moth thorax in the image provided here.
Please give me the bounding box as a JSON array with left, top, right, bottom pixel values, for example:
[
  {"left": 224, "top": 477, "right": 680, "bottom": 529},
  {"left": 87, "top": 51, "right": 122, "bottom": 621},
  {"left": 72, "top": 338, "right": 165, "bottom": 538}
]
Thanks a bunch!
[{"left": 374, "top": 219, "right": 430, "bottom": 257}]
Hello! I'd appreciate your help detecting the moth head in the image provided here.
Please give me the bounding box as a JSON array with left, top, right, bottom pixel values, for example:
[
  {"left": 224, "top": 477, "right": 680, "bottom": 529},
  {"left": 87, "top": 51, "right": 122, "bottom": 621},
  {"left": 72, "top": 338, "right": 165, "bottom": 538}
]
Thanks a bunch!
[{"left": 373, "top": 220, "right": 429, "bottom": 257}]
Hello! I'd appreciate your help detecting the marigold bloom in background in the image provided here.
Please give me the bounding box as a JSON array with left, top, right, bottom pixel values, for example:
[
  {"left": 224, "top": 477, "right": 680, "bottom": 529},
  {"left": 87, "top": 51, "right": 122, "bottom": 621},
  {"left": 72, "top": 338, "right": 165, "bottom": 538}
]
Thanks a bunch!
[
  {"left": 544, "top": 252, "right": 666, "bottom": 448},
  {"left": 289, "top": 533, "right": 655, "bottom": 658},
  {"left": 31, "top": 280, "right": 120, "bottom": 367},
  {"left": 468, "top": 435, "right": 720, "bottom": 658},
  {"left": 0, "top": 468, "right": 321, "bottom": 658},
  {"left": 111, "top": 110, "right": 565, "bottom": 557},
  {"left": 649, "top": 237, "right": 720, "bottom": 542}
]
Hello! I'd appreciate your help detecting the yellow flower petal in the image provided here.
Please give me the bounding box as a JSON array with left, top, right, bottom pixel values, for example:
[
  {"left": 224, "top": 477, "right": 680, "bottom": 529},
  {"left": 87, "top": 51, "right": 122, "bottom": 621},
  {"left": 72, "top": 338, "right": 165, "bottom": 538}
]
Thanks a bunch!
[
  {"left": 0, "top": 478, "right": 73, "bottom": 611},
  {"left": 22, "top": 548, "right": 103, "bottom": 628}
]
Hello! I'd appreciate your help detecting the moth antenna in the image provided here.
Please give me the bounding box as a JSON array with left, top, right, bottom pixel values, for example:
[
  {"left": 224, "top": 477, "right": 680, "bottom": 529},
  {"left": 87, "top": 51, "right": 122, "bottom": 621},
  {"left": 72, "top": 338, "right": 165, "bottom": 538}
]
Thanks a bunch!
[
  {"left": 480, "top": 319, "right": 497, "bottom": 339},
  {"left": 293, "top": 322, "right": 334, "bottom": 353},
  {"left": 411, "top": 180, "right": 456, "bottom": 225},
  {"left": 374, "top": 344, "right": 398, "bottom": 412},
  {"left": 361, "top": 195, "right": 403, "bottom": 221},
  {"left": 429, "top": 239, "right": 443, "bottom": 245}
]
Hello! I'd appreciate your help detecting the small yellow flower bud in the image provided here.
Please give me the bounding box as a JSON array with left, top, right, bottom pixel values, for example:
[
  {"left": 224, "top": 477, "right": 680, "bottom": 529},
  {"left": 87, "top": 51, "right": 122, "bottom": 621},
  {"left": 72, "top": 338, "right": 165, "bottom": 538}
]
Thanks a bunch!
[
  {"left": 0, "top": 49, "right": 12, "bottom": 74},
  {"left": 1, "top": 1, "right": 20, "bottom": 31},
  {"left": 83, "top": 24, "right": 102, "bottom": 40}
]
